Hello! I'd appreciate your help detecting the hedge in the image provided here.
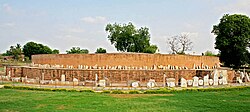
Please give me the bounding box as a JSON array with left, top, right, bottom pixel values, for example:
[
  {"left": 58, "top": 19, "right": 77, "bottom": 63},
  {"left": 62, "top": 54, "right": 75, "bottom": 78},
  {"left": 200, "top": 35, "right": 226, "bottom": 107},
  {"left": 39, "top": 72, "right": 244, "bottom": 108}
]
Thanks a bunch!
[
  {"left": 111, "top": 90, "right": 125, "bottom": 94},
  {"left": 3, "top": 85, "right": 93, "bottom": 93},
  {"left": 128, "top": 90, "right": 140, "bottom": 94},
  {"left": 101, "top": 90, "right": 111, "bottom": 94},
  {"left": 3, "top": 85, "right": 250, "bottom": 94}
]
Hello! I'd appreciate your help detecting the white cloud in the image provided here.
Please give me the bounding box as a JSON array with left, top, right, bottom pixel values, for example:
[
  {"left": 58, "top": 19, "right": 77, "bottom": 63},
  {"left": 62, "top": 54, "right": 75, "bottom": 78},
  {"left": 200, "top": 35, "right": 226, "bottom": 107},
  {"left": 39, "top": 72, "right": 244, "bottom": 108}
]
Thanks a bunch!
[
  {"left": 0, "top": 22, "right": 16, "bottom": 28},
  {"left": 64, "top": 27, "right": 85, "bottom": 33},
  {"left": 216, "top": 1, "right": 250, "bottom": 14},
  {"left": 2, "top": 3, "right": 12, "bottom": 13},
  {"left": 81, "top": 16, "right": 108, "bottom": 24},
  {"left": 181, "top": 32, "right": 199, "bottom": 38}
]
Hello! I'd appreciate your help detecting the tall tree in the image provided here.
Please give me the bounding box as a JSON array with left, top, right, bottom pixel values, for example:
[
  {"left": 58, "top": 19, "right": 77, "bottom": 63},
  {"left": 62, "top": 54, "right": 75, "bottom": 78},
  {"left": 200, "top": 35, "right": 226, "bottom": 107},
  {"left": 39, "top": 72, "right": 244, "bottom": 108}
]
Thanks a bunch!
[
  {"left": 3, "top": 44, "right": 22, "bottom": 60},
  {"left": 105, "top": 22, "right": 136, "bottom": 52},
  {"left": 168, "top": 36, "right": 180, "bottom": 54},
  {"left": 66, "top": 47, "right": 89, "bottom": 54},
  {"left": 212, "top": 14, "right": 250, "bottom": 68},
  {"left": 52, "top": 49, "right": 60, "bottom": 54},
  {"left": 105, "top": 22, "right": 157, "bottom": 53},
  {"left": 23, "top": 42, "right": 53, "bottom": 59},
  {"left": 167, "top": 33, "right": 193, "bottom": 54},
  {"left": 203, "top": 51, "right": 217, "bottom": 56},
  {"left": 95, "top": 48, "right": 107, "bottom": 53},
  {"left": 143, "top": 45, "right": 158, "bottom": 53}
]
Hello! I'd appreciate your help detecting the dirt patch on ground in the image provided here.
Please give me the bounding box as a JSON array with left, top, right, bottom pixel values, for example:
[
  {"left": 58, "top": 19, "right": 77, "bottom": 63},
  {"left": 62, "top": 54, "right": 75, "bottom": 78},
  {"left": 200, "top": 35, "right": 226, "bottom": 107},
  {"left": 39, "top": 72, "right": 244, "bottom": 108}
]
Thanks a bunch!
[
  {"left": 35, "top": 104, "right": 47, "bottom": 109},
  {"left": 56, "top": 105, "right": 66, "bottom": 110},
  {"left": 109, "top": 94, "right": 174, "bottom": 98}
]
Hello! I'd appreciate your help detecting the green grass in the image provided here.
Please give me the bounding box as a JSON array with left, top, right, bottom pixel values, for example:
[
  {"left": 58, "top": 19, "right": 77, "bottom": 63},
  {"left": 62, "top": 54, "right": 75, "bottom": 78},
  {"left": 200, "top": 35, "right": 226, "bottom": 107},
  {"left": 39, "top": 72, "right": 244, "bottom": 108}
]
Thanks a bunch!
[
  {"left": 0, "top": 88, "right": 249, "bottom": 112},
  {"left": 0, "top": 67, "right": 4, "bottom": 72}
]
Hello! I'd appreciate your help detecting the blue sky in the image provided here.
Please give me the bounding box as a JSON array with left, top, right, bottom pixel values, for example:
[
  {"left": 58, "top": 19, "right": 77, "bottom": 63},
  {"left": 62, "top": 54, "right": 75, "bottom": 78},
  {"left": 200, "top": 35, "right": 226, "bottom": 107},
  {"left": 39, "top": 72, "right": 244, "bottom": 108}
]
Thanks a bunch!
[{"left": 0, "top": 0, "right": 250, "bottom": 54}]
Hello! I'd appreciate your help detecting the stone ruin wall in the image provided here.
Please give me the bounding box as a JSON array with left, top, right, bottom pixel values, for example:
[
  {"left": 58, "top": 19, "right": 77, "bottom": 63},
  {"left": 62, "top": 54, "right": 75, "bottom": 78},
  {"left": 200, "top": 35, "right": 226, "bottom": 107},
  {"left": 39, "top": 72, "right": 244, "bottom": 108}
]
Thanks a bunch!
[
  {"left": 6, "top": 66, "right": 235, "bottom": 86},
  {"left": 4, "top": 54, "right": 239, "bottom": 87},
  {"left": 32, "top": 53, "right": 220, "bottom": 69}
]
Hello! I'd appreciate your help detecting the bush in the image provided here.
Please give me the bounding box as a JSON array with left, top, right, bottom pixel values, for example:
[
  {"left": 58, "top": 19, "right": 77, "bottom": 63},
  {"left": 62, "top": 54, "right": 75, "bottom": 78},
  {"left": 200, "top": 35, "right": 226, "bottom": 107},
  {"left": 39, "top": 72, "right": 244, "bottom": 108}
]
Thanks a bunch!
[
  {"left": 144, "top": 89, "right": 172, "bottom": 94},
  {"left": 43, "top": 88, "right": 52, "bottom": 91},
  {"left": 112, "top": 90, "right": 124, "bottom": 94},
  {"left": 4, "top": 85, "right": 12, "bottom": 89},
  {"left": 67, "top": 89, "right": 78, "bottom": 92},
  {"left": 129, "top": 90, "right": 140, "bottom": 94},
  {"left": 57, "top": 89, "right": 67, "bottom": 92},
  {"left": 79, "top": 89, "right": 94, "bottom": 93},
  {"left": 3, "top": 85, "right": 250, "bottom": 94},
  {"left": 101, "top": 90, "right": 111, "bottom": 94}
]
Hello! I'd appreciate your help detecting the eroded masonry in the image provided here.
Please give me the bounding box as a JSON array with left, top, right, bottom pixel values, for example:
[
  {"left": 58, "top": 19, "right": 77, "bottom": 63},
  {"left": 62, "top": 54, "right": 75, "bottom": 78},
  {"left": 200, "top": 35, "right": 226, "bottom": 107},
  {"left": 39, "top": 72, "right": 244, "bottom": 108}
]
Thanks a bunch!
[{"left": 3, "top": 53, "right": 250, "bottom": 88}]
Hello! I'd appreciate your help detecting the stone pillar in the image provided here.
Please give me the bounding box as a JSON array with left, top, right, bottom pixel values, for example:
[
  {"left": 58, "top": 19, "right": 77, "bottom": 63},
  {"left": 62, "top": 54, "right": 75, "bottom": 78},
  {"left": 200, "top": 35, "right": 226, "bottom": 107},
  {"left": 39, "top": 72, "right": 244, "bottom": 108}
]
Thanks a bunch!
[
  {"left": 180, "top": 77, "right": 187, "bottom": 87},
  {"left": 213, "top": 70, "right": 218, "bottom": 86},
  {"left": 193, "top": 76, "right": 199, "bottom": 87},
  {"left": 61, "top": 74, "right": 65, "bottom": 82},
  {"left": 163, "top": 73, "right": 166, "bottom": 87},
  {"left": 42, "top": 73, "right": 44, "bottom": 81},
  {"left": 203, "top": 75, "right": 209, "bottom": 86}
]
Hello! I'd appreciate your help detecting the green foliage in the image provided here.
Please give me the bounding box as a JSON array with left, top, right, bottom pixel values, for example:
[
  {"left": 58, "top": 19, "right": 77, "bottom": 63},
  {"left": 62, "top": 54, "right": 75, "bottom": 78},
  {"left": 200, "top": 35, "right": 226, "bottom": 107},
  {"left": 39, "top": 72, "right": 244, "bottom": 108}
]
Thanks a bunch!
[
  {"left": 52, "top": 49, "right": 60, "bottom": 54},
  {"left": 56, "top": 88, "right": 67, "bottom": 91},
  {"left": 95, "top": 47, "right": 107, "bottom": 53},
  {"left": 212, "top": 14, "right": 250, "bottom": 68},
  {"left": 111, "top": 90, "right": 124, "bottom": 94},
  {"left": 0, "top": 67, "right": 4, "bottom": 72},
  {"left": 23, "top": 42, "right": 53, "bottom": 59},
  {"left": 4, "top": 84, "right": 250, "bottom": 94},
  {"left": 204, "top": 51, "right": 217, "bottom": 56},
  {"left": 79, "top": 89, "right": 94, "bottom": 93},
  {"left": 3, "top": 44, "right": 22, "bottom": 60},
  {"left": 128, "top": 90, "right": 140, "bottom": 94},
  {"left": 66, "top": 47, "right": 89, "bottom": 54},
  {"left": 105, "top": 22, "right": 158, "bottom": 53},
  {"left": 143, "top": 45, "right": 158, "bottom": 54},
  {"left": 101, "top": 90, "right": 111, "bottom": 94},
  {"left": 144, "top": 89, "right": 171, "bottom": 94},
  {"left": 67, "top": 89, "right": 78, "bottom": 92}
]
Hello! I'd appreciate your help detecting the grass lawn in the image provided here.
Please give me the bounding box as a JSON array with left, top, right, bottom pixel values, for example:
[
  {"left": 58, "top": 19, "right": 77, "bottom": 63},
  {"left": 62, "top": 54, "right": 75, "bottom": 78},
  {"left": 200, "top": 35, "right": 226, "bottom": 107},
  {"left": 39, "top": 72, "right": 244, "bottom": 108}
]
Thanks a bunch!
[
  {"left": 0, "top": 67, "right": 4, "bottom": 72},
  {"left": 0, "top": 88, "right": 250, "bottom": 112}
]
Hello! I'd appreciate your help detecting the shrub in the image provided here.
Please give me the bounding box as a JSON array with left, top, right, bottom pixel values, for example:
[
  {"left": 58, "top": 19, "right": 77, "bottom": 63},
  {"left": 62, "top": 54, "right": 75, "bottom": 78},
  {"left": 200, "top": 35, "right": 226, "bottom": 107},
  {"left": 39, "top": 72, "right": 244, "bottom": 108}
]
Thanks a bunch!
[
  {"left": 101, "top": 90, "right": 111, "bottom": 94},
  {"left": 43, "top": 88, "right": 52, "bottom": 91},
  {"left": 3, "top": 85, "right": 250, "bottom": 93},
  {"left": 4, "top": 85, "right": 12, "bottom": 89},
  {"left": 129, "top": 90, "right": 140, "bottom": 94},
  {"left": 79, "top": 89, "right": 94, "bottom": 93},
  {"left": 57, "top": 89, "right": 67, "bottom": 92},
  {"left": 112, "top": 90, "right": 124, "bottom": 94},
  {"left": 143, "top": 89, "right": 172, "bottom": 94},
  {"left": 67, "top": 89, "right": 78, "bottom": 92}
]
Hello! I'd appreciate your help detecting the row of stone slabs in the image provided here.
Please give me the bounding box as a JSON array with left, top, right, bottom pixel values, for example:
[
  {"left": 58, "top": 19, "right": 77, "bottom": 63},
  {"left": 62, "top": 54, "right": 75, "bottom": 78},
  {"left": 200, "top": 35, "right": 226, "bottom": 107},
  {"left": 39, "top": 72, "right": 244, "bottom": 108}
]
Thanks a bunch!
[
  {"left": 36, "top": 71, "right": 250, "bottom": 88},
  {"left": 5, "top": 71, "right": 250, "bottom": 88},
  {"left": 165, "top": 72, "right": 250, "bottom": 88},
  {"left": 30, "top": 63, "right": 218, "bottom": 70}
]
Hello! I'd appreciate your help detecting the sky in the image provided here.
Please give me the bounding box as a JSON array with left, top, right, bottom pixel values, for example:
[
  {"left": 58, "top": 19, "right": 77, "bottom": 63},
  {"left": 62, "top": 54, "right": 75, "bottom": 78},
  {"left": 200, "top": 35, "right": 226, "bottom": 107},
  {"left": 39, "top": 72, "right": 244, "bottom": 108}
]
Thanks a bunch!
[{"left": 0, "top": 0, "right": 250, "bottom": 55}]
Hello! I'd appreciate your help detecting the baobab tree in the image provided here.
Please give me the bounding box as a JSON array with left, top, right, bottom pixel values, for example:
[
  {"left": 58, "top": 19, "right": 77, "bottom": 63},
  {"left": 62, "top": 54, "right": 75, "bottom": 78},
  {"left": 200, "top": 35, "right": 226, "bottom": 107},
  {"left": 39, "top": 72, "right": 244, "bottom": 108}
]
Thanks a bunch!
[{"left": 167, "top": 33, "right": 193, "bottom": 54}]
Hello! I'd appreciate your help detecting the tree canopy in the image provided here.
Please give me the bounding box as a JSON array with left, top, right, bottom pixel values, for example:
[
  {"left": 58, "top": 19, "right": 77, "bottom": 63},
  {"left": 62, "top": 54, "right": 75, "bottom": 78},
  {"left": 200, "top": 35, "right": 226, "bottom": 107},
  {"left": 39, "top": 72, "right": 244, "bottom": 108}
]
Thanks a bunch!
[
  {"left": 2, "top": 44, "right": 22, "bottom": 60},
  {"left": 203, "top": 51, "right": 217, "bottom": 56},
  {"left": 95, "top": 48, "right": 107, "bottom": 53},
  {"left": 23, "top": 42, "right": 53, "bottom": 59},
  {"left": 66, "top": 47, "right": 89, "bottom": 54},
  {"left": 212, "top": 14, "right": 250, "bottom": 68},
  {"left": 105, "top": 22, "right": 158, "bottom": 53},
  {"left": 52, "top": 49, "right": 60, "bottom": 54}
]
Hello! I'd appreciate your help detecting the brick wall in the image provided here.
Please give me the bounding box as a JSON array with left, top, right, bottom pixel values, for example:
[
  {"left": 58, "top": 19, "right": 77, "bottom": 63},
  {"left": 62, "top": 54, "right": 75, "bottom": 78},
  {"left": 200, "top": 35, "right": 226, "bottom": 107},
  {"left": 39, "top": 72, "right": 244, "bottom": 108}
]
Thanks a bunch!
[
  {"left": 32, "top": 53, "right": 219, "bottom": 69},
  {"left": 7, "top": 66, "right": 235, "bottom": 86}
]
